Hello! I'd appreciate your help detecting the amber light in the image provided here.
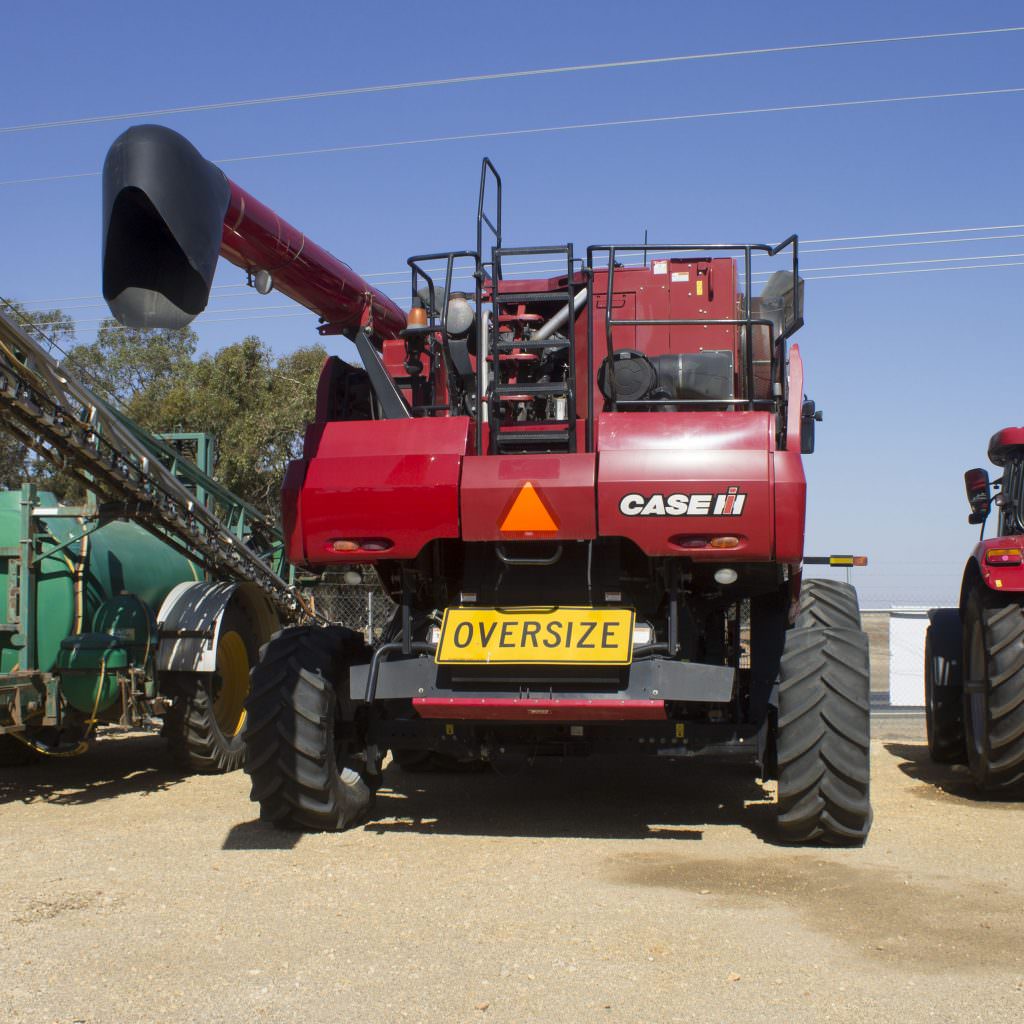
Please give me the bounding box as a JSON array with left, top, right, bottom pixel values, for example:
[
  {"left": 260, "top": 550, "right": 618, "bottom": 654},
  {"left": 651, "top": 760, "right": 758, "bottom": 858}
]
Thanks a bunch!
[
  {"left": 328, "top": 538, "right": 393, "bottom": 553},
  {"left": 985, "top": 548, "right": 1023, "bottom": 567},
  {"left": 709, "top": 536, "right": 740, "bottom": 549}
]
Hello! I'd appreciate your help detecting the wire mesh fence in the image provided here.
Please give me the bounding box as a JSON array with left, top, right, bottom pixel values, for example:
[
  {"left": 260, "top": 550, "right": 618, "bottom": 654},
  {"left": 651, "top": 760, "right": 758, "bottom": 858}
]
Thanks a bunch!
[{"left": 303, "top": 567, "right": 397, "bottom": 642}]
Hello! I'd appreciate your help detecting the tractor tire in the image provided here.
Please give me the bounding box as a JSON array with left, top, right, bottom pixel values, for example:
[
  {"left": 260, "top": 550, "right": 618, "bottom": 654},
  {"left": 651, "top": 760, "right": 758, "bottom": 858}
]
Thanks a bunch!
[
  {"left": 962, "top": 592, "right": 1024, "bottom": 790},
  {"left": 793, "top": 579, "right": 862, "bottom": 631},
  {"left": 163, "top": 606, "right": 256, "bottom": 774},
  {"left": 244, "top": 625, "right": 373, "bottom": 831},
  {"left": 776, "top": 625, "right": 872, "bottom": 846},
  {"left": 924, "top": 608, "right": 966, "bottom": 764}
]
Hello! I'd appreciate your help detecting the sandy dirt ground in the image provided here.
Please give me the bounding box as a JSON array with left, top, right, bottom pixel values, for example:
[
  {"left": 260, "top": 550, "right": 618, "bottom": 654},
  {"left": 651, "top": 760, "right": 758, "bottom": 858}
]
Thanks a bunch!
[{"left": 1, "top": 716, "right": 1022, "bottom": 1024}]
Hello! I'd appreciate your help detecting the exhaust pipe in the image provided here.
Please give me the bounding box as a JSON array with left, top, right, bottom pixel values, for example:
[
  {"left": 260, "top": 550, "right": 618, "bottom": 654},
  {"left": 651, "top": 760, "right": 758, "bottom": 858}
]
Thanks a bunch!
[{"left": 102, "top": 125, "right": 406, "bottom": 340}]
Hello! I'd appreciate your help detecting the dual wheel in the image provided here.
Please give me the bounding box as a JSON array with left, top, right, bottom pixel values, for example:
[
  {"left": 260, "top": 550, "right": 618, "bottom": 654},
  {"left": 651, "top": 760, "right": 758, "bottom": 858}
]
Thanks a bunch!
[{"left": 925, "top": 594, "right": 1024, "bottom": 788}]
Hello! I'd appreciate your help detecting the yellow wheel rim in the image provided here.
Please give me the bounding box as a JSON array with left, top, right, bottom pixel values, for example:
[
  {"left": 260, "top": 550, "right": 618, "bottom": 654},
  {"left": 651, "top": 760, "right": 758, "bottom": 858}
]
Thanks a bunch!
[{"left": 214, "top": 630, "right": 250, "bottom": 737}]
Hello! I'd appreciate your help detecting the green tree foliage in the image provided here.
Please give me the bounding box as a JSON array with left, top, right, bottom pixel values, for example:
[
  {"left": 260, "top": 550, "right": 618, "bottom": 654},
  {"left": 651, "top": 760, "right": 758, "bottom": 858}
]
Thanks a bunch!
[
  {"left": 150, "top": 337, "right": 327, "bottom": 516},
  {"left": 1, "top": 299, "right": 326, "bottom": 522},
  {"left": 64, "top": 317, "right": 198, "bottom": 419},
  {"left": 0, "top": 297, "right": 75, "bottom": 489}
]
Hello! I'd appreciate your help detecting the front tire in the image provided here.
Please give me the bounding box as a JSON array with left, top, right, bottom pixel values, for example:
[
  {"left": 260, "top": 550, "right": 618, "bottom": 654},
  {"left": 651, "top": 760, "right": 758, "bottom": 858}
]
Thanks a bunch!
[
  {"left": 794, "top": 579, "right": 862, "bottom": 631},
  {"left": 962, "top": 592, "right": 1024, "bottom": 790},
  {"left": 245, "top": 625, "right": 373, "bottom": 831},
  {"left": 776, "top": 626, "right": 872, "bottom": 845},
  {"left": 924, "top": 608, "right": 966, "bottom": 764}
]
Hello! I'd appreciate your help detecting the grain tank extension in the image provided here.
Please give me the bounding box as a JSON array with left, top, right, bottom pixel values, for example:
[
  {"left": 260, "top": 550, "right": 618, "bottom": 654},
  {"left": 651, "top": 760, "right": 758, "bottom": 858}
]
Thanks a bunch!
[{"left": 101, "top": 125, "right": 873, "bottom": 844}]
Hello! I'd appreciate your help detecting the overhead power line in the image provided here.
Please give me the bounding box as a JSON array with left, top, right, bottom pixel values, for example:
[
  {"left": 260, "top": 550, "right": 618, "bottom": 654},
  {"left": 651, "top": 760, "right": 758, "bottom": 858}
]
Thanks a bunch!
[
  {"left": 3, "top": 26, "right": 1021, "bottom": 136},
  {"left": 4, "top": 84, "right": 1024, "bottom": 189},
  {"left": 51, "top": 254, "right": 1024, "bottom": 328},
  {"left": 18, "top": 224, "right": 1024, "bottom": 310}
]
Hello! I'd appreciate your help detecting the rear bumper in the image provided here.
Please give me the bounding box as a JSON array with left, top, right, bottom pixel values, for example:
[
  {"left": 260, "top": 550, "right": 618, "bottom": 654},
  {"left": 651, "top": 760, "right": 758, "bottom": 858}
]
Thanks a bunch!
[
  {"left": 350, "top": 655, "right": 735, "bottom": 711},
  {"left": 412, "top": 697, "right": 666, "bottom": 721}
]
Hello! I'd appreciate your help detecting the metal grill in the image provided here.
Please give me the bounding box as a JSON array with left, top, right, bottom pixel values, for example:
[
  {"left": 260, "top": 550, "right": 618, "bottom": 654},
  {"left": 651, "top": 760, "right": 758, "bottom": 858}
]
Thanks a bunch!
[{"left": 304, "top": 568, "right": 396, "bottom": 642}]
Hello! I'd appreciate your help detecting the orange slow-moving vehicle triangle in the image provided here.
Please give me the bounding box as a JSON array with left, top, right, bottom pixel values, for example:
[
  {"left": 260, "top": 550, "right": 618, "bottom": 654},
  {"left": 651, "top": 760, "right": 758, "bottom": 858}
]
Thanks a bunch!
[{"left": 500, "top": 482, "right": 559, "bottom": 534}]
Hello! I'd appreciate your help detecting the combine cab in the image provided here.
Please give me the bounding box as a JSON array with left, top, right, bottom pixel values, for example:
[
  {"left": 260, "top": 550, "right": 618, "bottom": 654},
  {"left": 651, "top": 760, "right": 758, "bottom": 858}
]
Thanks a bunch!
[
  {"left": 925, "top": 429, "right": 1024, "bottom": 788},
  {"left": 101, "top": 125, "right": 873, "bottom": 844}
]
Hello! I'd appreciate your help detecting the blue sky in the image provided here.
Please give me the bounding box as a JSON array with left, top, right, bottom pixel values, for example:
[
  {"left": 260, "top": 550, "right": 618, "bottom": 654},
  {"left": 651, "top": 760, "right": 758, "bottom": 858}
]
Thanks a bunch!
[{"left": 2, "top": 0, "right": 1023, "bottom": 607}]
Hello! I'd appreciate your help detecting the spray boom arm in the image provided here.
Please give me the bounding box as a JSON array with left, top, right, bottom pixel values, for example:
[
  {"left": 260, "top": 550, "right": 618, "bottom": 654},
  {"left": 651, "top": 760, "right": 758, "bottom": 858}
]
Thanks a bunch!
[{"left": 102, "top": 125, "right": 406, "bottom": 341}]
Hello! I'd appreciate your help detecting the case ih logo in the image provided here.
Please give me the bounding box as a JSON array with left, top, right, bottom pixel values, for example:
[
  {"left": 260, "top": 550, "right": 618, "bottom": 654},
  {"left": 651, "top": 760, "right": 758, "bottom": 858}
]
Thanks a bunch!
[{"left": 619, "top": 487, "right": 747, "bottom": 517}]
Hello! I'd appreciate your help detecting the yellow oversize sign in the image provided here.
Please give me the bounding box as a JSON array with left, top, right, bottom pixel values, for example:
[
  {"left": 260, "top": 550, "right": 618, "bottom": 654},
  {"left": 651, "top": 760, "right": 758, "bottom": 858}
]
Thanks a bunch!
[{"left": 436, "top": 607, "right": 635, "bottom": 666}]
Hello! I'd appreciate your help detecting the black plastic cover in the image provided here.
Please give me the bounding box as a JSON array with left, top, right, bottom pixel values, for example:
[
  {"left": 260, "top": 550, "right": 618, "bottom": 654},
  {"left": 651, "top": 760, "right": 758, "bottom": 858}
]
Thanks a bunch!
[{"left": 102, "top": 124, "right": 230, "bottom": 329}]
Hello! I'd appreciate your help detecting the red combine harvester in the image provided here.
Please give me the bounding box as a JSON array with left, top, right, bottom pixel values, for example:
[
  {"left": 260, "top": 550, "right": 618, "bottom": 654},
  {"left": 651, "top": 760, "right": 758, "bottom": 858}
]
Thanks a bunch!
[
  {"left": 102, "top": 125, "right": 872, "bottom": 844},
  {"left": 925, "top": 430, "right": 1024, "bottom": 788}
]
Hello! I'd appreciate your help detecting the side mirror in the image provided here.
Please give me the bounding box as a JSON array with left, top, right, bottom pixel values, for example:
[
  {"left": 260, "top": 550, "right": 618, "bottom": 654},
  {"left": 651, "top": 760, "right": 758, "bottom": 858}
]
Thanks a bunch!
[
  {"left": 800, "top": 398, "right": 822, "bottom": 455},
  {"left": 965, "top": 468, "right": 991, "bottom": 525}
]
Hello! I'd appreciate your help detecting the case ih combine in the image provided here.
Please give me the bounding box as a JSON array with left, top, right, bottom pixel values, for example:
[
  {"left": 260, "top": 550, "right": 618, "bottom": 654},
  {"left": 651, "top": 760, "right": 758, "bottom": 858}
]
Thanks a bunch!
[
  {"left": 102, "top": 125, "right": 873, "bottom": 844},
  {"left": 925, "top": 429, "right": 1024, "bottom": 788}
]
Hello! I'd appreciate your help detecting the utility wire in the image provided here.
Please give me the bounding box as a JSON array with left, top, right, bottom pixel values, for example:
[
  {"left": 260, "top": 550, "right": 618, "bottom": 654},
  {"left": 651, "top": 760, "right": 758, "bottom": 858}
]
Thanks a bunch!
[
  {"left": 3, "top": 26, "right": 1020, "bottom": 136},
  {"left": 18, "top": 224, "right": 1024, "bottom": 309},
  {"left": 52, "top": 257, "right": 1024, "bottom": 328},
  {"left": 4, "top": 84, "right": 1024, "bottom": 188}
]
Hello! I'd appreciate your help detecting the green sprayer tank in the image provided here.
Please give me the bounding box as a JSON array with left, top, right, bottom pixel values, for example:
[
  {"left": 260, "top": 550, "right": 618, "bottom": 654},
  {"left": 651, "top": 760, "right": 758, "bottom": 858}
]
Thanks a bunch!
[{"left": 0, "top": 490, "right": 199, "bottom": 714}]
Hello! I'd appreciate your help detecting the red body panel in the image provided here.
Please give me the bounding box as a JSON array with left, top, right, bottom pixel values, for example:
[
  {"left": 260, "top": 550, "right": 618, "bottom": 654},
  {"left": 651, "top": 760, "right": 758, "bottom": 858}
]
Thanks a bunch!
[
  {"left": 970, "top": 536, "right": 1024, "bottom": 595},
  {"left": 596, "top": 411, "right": 774, "bottom": 557},
  {"left": 292, "top": 417, "right": 469, "bottom": 564},
  {"left": 460, "top": 454, "right": 597, "bottom": 541},
  {"left": 280, "top": 257, "right": 808, "bottom": 569},
  {"left": 413, "top": 698, "right": 667, "bottom": 721},
  {"left": 772, "top": 451, "right": 807, "bottom": 564}
]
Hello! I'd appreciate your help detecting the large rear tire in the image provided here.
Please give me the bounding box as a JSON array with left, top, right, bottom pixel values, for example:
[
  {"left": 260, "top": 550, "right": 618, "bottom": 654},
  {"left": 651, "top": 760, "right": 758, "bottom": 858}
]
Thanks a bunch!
[
  {"left": 164, "top": 607, "right": 255, "bottom": 773},
  {"left": 776, "top": 626, "right": 872, "bottom": 845},
  {"left": 924, "top": 608, "right": 966, "bottom": 764},
  {"left": 245, "top": 625, "right": 373, "bottom": 831},
  {"left": 962, "top": 592, "right": 1024, "bottom": 790},
  {"left": 794, "top": 579, "right": 862, "bottom": 631}
]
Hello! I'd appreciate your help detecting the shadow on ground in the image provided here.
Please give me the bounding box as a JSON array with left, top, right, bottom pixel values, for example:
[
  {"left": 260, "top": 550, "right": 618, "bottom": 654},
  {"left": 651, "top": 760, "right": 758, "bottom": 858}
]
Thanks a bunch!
[
  {"left": 0, "top": 732, "right": 187, "bottom": 806},
  {"left": 885, "top": 741, "right": 1024, "bottom": 803},
  {"left": 364, "top": 755, "right": 779, "bottom": 844},
  {"left": 222, "top": 818, "right": 303, "bottom": 851}
]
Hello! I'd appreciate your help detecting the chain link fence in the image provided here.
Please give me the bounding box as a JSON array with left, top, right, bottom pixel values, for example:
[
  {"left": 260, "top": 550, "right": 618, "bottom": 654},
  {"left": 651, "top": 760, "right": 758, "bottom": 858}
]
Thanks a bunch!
[{"left": 302, "top": 567, "right": 397, "bottom": 642}]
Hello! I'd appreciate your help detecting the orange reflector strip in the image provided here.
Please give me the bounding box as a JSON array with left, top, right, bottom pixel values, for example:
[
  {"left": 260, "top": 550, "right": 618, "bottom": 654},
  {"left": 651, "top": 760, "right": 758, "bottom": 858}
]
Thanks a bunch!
[
  {"left": 986, "top": 548, "right": 1022, "bottom": 566},
  {"left": 500, "top": 482, "right": 559, "bottom": 534}
]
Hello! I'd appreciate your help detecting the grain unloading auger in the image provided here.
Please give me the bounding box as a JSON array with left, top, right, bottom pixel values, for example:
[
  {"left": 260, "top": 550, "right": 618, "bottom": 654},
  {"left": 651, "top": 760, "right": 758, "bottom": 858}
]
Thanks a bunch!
[
  {"left": 100, "top": 124, "right": 873, "bottom": 845},
  {"left": 0, "top": 302, "right": 305, "bottom": 767}
]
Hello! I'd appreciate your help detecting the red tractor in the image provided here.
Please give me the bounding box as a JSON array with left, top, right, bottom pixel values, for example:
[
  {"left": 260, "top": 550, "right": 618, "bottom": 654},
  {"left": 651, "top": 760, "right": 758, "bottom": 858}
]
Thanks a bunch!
[
  {"left": 101, "top": 125, "right": 872, "bottom": 844},
  {"left": 925, "top": 429, "right": 1024, "bottom": 788}
]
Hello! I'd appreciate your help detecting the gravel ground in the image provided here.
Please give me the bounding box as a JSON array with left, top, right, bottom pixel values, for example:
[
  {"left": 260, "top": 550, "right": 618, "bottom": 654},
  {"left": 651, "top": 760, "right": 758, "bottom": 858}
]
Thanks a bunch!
[{"left": 1, "top": 716, "right": 1022, "bottom": 1024}]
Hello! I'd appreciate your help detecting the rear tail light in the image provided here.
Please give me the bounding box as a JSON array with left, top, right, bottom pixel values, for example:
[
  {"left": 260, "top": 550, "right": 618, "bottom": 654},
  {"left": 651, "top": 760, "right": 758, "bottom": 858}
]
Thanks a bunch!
[
  {"left": 670, "top": 535, "right": 742, "bottom": 550},
  {"left": 327, "top": 538, "right": 394, "bottom": 553},
  {"left": 985, "top": 548, "right": 1022, "bottom": 567}
]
